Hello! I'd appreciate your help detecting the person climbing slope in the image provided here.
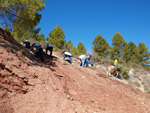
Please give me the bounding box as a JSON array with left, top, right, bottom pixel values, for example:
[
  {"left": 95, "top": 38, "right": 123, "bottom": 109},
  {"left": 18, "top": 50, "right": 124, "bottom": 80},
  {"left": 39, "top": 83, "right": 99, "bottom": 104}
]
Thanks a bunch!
[
  {"left": 62, "top": 50, "right": 73, "bottom": 65},
  {"left": 46, "top": 43, "right": 53, "bottom": 57},
  {"left": 87, "top": 55, "right": 94, "bottom": 67},
  {"left": 78, "top": 55, "right": 88, "bottom": 67},
  {"left": 30, "top": 43, "right": 44, "bottom": 62},
  {"left": 23, "top": 40, "right": 30, "bottom": 49},
  {"left": 113, "top": 70, "right": 121, "bottom": 79}
]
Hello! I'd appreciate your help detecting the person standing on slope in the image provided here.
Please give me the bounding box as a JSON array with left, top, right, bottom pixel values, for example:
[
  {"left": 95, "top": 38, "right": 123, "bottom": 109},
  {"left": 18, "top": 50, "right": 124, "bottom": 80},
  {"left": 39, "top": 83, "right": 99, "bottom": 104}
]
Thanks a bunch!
[
  {"left": 128, "top": 69, "right": 134, "bottom": 78},
  {"left": 46, "top": 43, "right": 53, "bottom": 57},
  {"left": 114, "top": 58, "right": 119, "bottom": 67}
]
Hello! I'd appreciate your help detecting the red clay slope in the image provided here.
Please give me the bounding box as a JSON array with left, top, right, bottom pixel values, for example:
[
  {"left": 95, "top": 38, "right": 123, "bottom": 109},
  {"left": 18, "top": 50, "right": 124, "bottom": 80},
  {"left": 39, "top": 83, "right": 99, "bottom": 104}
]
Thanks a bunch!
[{"left": 0, "top": 29, "right": 150, "bottom": 113}]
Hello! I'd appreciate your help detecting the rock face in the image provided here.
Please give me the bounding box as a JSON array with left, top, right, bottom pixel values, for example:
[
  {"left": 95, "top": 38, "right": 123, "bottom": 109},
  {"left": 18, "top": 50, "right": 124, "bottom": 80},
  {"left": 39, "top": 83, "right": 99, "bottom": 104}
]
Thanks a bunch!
[{"left": 1, "top": 29, "right": 150, "bottom": 113}]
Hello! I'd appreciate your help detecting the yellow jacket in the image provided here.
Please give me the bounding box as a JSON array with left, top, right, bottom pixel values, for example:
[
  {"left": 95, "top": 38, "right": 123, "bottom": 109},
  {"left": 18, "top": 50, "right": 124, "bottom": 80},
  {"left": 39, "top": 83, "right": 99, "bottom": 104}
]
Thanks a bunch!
[{"left": 114, "top": 59, "right": 117, "bottom": 65}]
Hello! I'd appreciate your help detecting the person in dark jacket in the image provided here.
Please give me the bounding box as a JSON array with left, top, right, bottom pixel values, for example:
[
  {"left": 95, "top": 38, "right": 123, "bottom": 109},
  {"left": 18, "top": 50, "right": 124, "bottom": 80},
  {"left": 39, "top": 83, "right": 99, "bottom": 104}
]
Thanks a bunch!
[
  {"left": 87, "top": 55, "right": 94, "bottom": 67},
  {"left": 46, "top": 43, "right": 53, "bottom": 57},
  {"left": 23, "top": 40, "right": 30, "bottom": 49},
  {"left": 30, "top": 43, "right": 44, "bottom": 62}
]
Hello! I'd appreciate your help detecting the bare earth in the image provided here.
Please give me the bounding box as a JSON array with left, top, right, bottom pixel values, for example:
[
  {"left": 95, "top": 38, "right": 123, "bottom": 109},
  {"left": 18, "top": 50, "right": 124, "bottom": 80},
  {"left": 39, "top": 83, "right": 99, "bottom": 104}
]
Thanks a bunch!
[{"left": 0, "top": 28, "right": 150, "bottom": 113}]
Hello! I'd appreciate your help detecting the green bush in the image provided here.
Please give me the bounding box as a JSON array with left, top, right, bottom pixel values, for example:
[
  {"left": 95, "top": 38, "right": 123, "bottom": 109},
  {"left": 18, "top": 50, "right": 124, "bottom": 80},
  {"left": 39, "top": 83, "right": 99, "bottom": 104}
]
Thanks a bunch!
[
  {"left": 122, "top": 69, "right": 129, "bottom": 79},
  {"left": 116, "top": 66, "right": 130, "bottom": 80}
]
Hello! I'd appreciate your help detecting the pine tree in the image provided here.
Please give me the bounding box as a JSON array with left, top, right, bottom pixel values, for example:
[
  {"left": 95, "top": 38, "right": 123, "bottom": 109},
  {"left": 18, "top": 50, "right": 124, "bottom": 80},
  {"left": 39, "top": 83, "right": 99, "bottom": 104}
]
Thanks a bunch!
[
  {"left": 64, "top": 40, "right": 73, "bottom": 51},
  {"left": 92, "top": 35, "right": 109, "bottom": 58},
  {"left": 70, "top": 46, "right": 80, "bottom": 56},
  {"left": 123, "top": 41, "right": 137, "bottom": 63},
  {"left": 77, "top": 42, "right": 86, "bottom": 55},
  {"left": 109, "top": 32, "right": 126, "bottom": 59},
  {"left": 37, "top": 33, "right": 46, "bottom": 46},
  {"left": 0, "top": 0, "right": 45, "bottom": 40},
  {"left": 137, "top": 42, "right": 150, "bottom": 65},
  {"left": 46, "top": 25, "right": 65, "bottom": 50},
  {"left": 131, "top": 46, "right": 139, "bottom": 63}
]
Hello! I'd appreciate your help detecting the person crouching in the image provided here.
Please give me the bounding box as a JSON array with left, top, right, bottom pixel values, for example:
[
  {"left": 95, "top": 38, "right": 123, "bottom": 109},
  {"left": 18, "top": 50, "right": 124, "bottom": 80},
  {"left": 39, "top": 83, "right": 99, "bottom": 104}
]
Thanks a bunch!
[
  {"left": 78, "top": 55, "right": 88, "bottom": 67},
  {"left": 30, "top": 43, "right": 44, "bottom": 62},
  {"left": 62, "top": 51, "right": 73, "bottom": 65}
]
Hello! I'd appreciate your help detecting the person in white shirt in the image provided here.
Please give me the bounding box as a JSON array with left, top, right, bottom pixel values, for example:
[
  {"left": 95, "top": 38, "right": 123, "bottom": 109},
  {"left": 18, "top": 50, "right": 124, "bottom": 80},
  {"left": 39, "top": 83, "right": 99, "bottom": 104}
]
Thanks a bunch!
[
  {"left": 46, "top": 43, "right": 53, "bottom": 56},
  {"left": 62, "top": 51, "right": 73, "bottom": 65},
  {"left": 129, "top": 69, "right": 134, "bottom": 78},
  {"left": 78, "top": 55, "right": 88, "bottom": 67}
]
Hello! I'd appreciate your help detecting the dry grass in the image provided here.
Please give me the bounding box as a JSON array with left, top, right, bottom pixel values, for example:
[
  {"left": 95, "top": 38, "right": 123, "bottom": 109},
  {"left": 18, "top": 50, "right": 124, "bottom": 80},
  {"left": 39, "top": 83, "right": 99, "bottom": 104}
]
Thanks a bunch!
[
  {"left": 133, "top": 81, "right": 141, "bottom": 87},
  {"left": 142, "top": 76, "right": 150, "bottom": 92}
]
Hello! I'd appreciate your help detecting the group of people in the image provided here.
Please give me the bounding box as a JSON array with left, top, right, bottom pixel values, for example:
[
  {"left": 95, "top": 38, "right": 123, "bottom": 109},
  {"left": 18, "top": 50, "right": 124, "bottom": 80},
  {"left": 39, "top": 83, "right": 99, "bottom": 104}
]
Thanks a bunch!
[
  {"left": 62, "top": 51, "right": 94, "bottom": 67},
  {"left": 108, "top": 59, "right": 121, "bottom": 79},
  {"left": 23, "top": 40, "right": 53, "bottom": 63},
  {"left": 78, "top": 55, "right": 93, "bottom": 67},
  {"left": 23, "top": 40, "right": 94, "bottom": 67},
  {"left": 24, "top": 40, "right": 135, "bottom": 80},
  {"left": 108, "top": 58, "right": 134, "bottom": 79}
]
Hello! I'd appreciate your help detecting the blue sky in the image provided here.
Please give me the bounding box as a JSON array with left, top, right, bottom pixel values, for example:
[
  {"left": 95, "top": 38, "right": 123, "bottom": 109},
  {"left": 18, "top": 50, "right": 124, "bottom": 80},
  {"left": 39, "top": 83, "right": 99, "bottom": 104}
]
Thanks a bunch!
[{"left": 37, "top": 0, "right": 150, "bottom": 51}]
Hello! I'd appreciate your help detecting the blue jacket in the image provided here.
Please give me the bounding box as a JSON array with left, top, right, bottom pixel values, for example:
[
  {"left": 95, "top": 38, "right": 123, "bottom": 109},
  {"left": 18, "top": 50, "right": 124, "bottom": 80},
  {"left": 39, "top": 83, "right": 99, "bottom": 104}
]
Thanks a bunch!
[{"left": 33, "top": 44, "right": 42, "bottom": 50}]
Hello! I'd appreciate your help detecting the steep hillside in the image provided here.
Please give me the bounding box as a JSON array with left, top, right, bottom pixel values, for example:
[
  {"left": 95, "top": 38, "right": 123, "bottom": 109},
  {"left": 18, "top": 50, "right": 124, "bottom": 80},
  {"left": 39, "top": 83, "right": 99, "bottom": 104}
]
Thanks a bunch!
[{"left": 0, "top": 29, "right": 150, "bottom": 113}]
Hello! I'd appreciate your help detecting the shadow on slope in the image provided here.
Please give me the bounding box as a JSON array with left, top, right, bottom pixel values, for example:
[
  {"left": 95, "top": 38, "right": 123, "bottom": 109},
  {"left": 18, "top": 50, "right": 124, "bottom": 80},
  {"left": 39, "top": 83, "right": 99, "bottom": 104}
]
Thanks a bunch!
[{"left": 0, "top": 28, "right": 58, "bottom": 71}]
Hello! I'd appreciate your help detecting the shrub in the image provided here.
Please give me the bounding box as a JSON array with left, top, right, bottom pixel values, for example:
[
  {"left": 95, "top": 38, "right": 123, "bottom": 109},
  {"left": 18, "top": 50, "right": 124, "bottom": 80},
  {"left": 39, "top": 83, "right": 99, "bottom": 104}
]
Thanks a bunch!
[
  {"left": 91, "top": 53, "right": 114, "bottom": 66},
  {"left": 116, "top": 66, "right": 130, "bottom": 80},
  {"left": 91, "top": 53, "right": 101, "bottom": 63},
  {"left": 122, "top": 70, "right": 130, "bottom": 79}
]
